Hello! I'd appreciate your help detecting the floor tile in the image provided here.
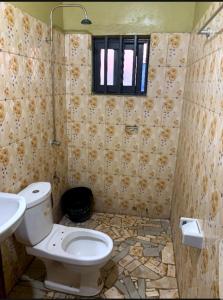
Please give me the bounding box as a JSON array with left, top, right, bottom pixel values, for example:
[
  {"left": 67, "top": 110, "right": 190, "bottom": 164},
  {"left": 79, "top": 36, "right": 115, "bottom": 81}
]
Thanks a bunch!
[
  {"left": 123, "top": 277, "right": 140, "bottom": 299},
  {"left": 137, "top": 278, "right": 145, "bottom": 299},
  {"left": 159, "top": 289, "right": 179, "bottom": 299},
  {"left": 131, "top": 265, "right": 160, "bottom": 280},
  {"left": 146, "top": 277, "right": 178, "bottom": 289},
  {"left": 9, "top": 212, "right": 178, "bottom": 299},
  {"left": 104, "top": 286, "right": 124, "bottom": 299},
  {"left": 119, "top": 255, "right": 134, "bottom": 268},
  {"left": 115, "top": 280, "right": 130, "bottom": 299}
]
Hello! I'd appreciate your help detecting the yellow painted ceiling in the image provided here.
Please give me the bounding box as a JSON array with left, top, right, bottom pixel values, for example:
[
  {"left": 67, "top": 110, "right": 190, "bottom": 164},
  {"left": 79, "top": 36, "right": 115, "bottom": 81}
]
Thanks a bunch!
[{"left": 9, "top": 2, "right": 213, "bottom": 33}]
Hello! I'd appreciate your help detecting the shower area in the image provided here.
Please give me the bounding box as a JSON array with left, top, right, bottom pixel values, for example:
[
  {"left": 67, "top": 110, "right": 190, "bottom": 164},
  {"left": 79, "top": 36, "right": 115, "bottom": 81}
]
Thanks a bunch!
[
  {"left": 1, "top": 1, "right": 223, "bottom": 299},
  {"left": 49, "top": 3, "right": 92, "bottom": 146}
]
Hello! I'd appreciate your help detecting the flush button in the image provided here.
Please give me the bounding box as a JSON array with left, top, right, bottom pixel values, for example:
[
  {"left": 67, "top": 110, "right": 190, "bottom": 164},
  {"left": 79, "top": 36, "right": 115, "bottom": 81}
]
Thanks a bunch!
[{"left": 32, "top": 190, "right": 39, "bottom": 193}]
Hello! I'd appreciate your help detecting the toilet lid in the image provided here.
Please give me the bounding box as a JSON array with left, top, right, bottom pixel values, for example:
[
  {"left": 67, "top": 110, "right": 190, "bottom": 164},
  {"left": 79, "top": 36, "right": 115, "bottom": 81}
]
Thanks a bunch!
[{"left": 18, "top": 182, "right": 51, "bottom": 208}]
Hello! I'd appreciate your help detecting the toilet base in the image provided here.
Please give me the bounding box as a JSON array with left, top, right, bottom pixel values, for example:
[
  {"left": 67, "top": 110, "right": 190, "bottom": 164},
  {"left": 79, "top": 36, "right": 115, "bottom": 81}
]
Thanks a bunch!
[
  {"left": 42, "top": 258, "right": 104, "bottom": 297},
  {"left": 45, "top": 279, "right": 103, "bottom": 297}
]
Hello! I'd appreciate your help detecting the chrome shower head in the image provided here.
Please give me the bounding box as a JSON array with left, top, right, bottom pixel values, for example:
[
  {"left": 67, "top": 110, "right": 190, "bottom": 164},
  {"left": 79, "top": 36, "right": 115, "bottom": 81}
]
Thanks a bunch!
[{"left": 81, "top": 18, "right": 92, "bottom": 25}]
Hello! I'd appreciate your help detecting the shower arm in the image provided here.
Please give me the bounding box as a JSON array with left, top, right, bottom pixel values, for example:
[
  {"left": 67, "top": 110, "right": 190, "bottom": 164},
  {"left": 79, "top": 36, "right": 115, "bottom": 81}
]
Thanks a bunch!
[
  {"left": 48, "top": 4, "right": 90, "bottom": 146},
  {"left": 48, "top": 4, "right": 89, "bottom": 43}
]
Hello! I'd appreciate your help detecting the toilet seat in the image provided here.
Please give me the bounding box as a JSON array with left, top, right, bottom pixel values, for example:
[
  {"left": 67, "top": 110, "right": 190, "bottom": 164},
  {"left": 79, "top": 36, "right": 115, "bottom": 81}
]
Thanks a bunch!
[{"left": 26, "top": 224, "right": 113, "bottom": 266}]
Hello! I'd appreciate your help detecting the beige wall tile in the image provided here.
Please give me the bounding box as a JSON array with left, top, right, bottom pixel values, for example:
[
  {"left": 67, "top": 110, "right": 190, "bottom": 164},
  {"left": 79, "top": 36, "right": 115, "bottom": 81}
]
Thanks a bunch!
[
  {"left": 171, "top": 2, "right": 223, "bottom": 298},
  {"left": 0, "top": 2, "right": 68, "bottom": 293}
]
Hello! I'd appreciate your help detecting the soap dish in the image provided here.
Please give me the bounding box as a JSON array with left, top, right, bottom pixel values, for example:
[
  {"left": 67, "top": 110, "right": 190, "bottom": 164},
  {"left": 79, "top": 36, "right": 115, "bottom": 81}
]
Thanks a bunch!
[{"left": 179, "top": 217, "right": 204, "bottom": 249}]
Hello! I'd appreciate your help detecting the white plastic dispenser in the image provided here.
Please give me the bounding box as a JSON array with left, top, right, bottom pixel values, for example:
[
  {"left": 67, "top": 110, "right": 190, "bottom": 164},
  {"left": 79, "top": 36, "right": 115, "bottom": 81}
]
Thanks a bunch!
[{"left": 179, "top": 217, "right": 204, "bottom": 249}]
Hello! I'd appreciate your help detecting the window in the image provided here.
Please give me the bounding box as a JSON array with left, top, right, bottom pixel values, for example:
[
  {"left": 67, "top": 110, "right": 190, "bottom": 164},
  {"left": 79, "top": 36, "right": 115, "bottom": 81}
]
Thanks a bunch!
[{"left": 92, "top": 35, "right": 150, "bottom": 96}]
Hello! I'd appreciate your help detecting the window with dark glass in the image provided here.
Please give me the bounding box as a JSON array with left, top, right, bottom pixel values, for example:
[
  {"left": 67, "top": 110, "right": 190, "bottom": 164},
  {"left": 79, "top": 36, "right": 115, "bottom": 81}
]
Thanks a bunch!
[{"left": 92, "top": 35, "right": 150, "bottom": 95}]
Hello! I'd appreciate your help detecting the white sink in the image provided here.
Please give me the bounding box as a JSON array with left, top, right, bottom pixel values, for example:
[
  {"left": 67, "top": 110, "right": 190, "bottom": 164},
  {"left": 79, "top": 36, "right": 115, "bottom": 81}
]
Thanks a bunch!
[{"left": 0, "top": 192, "right": 26, "bottom": 243}]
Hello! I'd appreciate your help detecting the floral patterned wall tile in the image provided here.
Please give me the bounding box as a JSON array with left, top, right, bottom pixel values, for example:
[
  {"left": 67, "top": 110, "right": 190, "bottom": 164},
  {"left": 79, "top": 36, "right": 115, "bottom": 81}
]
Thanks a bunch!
[
  {"left": 67, "top": 121, "right": 88, "bottom": 147},
  {"left": 0, "top": 3, "right": 22, "bottom": 54},
  {"left": 171, "top": 3, "right": 223, "bottom": 298},
  {"left": 139, "top": 126, "right": 160, "bottom": 153},
  {"left": 147, "top": 66, "right": 166, "bottom": 98},
  {"left": 0, "top": 2, "right": 68, "bottom": 294},
  {"left": 68, "top": 34, "right": 91, "bottom": 66},
  {"left": 120, "top": 150, "right": 139, "bottom": 177},
  {"left": 69, "top": 64, "right": 91, "bottom": 95},
  {"left": 142, "top": 97, "right": 163, "bottom": 127},
  {"left": 122, "top": 127, "right": 140, "bottom": 152},
  {"left": 65, "top": 32, "right": 189, "bottom": 220},
  {"left": 123, "top": 97, "right": 143, "bottom": 125},
  {"left": 104, "top": 124, "right": 123, "bottom": 151},
  {"left": 167, "top": 33, "right": 190, "bottom": 67},
  {"left": 67, "top": 94, "right": 89, "bottom": 122},
  {"left": 138, "top": 151, "right": 157, "bottom": 178},
  {"left": 165, "top": 67, "right": 187, "bottom": 98},
  {"left": 150, "top": 33, "right": 168, "bottom": 67},
  {"left": 88, "top": 95, "right": 105, "bottom": 124},
  {"left": 105, "top": 96, "right": 124, "bottom": 125},
  {"left": 104, "top": 150, "right": 122, "bottom": 176},
  {"left": 87, "top": 122, "right": 105, "bottom": 150},
  {"left": 161, "top": 97, "right": 183, "bottom": 128},
  {"left": 0, "top": 53, "right": 6, "bottom": 100},
  {"left": 158, "top": 127, "right": 180, "bottom": 155},
  {"left": 68, "top": 145, "right": 88, "bottom": 173},
  {"left": 88, "top": 148, "right": 105, "bottom": 174}
]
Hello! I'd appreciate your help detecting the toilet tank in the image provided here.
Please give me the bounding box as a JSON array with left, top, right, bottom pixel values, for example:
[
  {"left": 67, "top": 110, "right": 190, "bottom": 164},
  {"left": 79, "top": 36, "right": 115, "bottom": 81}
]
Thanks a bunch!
[{"left": 15, "top": 182, "right": 53, "bottom": 246}]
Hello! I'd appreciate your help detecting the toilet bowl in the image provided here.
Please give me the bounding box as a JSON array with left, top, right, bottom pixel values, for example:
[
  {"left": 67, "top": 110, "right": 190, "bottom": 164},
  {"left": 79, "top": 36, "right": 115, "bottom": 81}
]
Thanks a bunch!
[{"left": 15, "top": 182, "right": 113, "bottom": 296}]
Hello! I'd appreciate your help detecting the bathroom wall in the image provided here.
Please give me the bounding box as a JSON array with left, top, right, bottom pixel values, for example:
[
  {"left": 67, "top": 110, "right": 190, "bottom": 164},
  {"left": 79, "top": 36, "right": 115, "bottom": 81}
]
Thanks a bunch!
[
  {"left": 9, "top": 1, "right": 63, "bottom": 28},
  {"left": 63, "top": 2, "right": 196, "bottom": 34},
  {"left": 65, "top": 32, "right": 190, "bottom": 218},
  {"left": 171, "top": 2, "right": 223, "bottom": 298},
  {"left": 0, "top": 2, "right": 68, "bottom": 293}
]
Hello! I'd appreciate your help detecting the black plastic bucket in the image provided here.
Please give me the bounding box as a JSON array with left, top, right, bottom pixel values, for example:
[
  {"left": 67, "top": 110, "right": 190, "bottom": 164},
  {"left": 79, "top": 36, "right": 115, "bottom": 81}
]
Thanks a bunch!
[{"left": 61, "top": 187, "right": 94, "bottom": 222}]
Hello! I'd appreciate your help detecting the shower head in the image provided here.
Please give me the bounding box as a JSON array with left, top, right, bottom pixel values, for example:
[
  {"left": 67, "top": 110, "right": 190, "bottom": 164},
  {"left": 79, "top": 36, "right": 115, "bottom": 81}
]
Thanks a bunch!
[{"left": 81, "top": 18, "right": 92, "bottom": 25}]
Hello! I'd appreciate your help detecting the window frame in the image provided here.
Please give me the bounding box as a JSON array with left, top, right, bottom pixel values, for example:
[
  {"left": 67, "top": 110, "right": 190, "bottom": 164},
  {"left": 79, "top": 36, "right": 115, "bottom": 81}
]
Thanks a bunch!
[{"left": 92, "top": 35, "right": 150, "bottom": 96}]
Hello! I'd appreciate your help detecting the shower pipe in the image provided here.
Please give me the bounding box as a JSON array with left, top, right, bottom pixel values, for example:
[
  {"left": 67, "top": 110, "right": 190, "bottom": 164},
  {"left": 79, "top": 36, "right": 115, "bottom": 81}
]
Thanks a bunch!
[{"left": 47, "top": 4, "right": 92, "bottom": 146}]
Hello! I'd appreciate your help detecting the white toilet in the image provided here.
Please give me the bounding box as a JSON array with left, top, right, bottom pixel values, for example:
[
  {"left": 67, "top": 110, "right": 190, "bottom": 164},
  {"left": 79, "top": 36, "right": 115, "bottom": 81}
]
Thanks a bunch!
[{"left": 15, "top": 182, "right": 113, "bottom": 296}]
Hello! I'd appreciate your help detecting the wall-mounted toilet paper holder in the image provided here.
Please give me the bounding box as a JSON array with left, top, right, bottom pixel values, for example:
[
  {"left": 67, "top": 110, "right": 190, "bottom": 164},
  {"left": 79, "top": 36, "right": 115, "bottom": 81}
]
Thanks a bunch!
[{"left": 179, "top": 217, "right": 204, "bottom": 249}]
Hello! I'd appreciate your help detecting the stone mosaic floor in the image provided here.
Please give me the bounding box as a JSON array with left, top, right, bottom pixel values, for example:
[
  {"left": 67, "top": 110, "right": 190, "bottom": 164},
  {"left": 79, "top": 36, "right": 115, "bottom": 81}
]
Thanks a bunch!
[{"left": 9, "top": 213, "right": 179, "bottom": 299}]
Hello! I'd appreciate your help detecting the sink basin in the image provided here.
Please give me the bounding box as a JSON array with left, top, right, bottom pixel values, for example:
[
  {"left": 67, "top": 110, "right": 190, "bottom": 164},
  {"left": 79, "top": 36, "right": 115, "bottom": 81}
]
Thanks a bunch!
[{"left": 0, "top": 192, "right": 26, "bottom": 243}]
